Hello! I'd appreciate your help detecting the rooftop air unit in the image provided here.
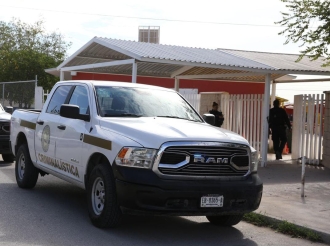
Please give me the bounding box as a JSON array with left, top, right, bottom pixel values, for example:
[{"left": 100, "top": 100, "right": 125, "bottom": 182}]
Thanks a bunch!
[{"left": 138, "top": 26, "right": 160, "bottom": 44}]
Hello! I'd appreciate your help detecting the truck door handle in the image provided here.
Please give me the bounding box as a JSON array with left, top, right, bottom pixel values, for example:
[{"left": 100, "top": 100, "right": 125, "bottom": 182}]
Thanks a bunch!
[
  {"left": 57, "top": 125, "right": 66, "bottom": 130},
  {"left": 36, "top": 120, "right": 44, "bottom": 125}
]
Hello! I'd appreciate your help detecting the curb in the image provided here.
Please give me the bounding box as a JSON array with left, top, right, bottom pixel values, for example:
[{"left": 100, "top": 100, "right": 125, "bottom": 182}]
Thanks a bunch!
[{"left": 243, "top": 213, "right": 330, "bottom": 244}]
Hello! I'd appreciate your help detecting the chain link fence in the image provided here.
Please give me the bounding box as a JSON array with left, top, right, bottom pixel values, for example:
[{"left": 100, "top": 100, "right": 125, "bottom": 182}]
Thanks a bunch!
[{"left": 0, "top": 79, "right": 37, "bottom": 109}]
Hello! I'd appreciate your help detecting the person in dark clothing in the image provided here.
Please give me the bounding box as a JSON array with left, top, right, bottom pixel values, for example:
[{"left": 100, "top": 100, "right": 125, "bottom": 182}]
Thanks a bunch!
[
  {"left": 209, "top": 102, "right": 224, "bottom": 127},
  {"left": 269, "top": 99, "right": 291, "bottom": 160}
]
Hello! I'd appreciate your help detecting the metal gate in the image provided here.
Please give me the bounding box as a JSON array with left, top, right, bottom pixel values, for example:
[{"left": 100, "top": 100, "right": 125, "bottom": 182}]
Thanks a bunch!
[
  {"left": 180, "top": 89, "right": 200, "bottom": 113},
  {"left": 182, "top": 94, "right": 201, "bottom": 112},
  {"left": 292, "top": 94, "right": 325, "bottom": 165},
  {"left": 221, "top": 94, "right": 264, "bottom": 154}
]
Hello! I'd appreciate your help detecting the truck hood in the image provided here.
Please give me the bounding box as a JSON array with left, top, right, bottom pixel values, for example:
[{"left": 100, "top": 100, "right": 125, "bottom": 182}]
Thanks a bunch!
[
  {"left": 99, "top": 117, "right": 249, "bottom": 149},
  {"left": 0, "top": 111, "right": 11, "bottom": 121}
]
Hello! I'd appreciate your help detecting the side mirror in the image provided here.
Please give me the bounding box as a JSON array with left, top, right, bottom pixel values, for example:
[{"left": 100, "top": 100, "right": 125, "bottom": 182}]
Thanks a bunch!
[
  {"left": 5, "top": 106, "right": 13, "bottom": 114},
  {"left": 203, "top": 113, "right": 215, "bottom": 126},
  {"left": 60, "top": 104, "right": 90, "bottom": 121}
]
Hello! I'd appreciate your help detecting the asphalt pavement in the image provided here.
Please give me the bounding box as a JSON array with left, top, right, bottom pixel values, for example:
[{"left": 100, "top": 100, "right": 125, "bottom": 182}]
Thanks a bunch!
[{"left": 0, "top": 160, "right": 328, "bottom": 246}]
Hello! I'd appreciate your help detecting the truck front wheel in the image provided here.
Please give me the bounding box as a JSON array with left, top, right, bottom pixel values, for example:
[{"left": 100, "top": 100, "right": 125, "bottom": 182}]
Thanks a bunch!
[
  {"left": 15, "top": 144, "right": 39, "bottom": 189},
  {"left": 206, "top": 214, "right": 244, "bottom": 226},
  {"left": 87, "top": 164, "right": 122, "bottom": 228}
]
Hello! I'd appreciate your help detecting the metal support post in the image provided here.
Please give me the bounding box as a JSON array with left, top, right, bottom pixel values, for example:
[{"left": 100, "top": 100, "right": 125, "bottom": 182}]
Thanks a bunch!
[
  {"left": 301, "top": 156, "right": 306, "bottom": 197},
  {"left": 132, "top": 61, "right": 137, "bottom": 83},
  {"left": 35, "top": 75, "right": 38, "bottom": 87},
  {"left": 269, "top": 81, "right": 277, "bottom": 150},
  {"left": 60, "top": 70, "right": 64, "bottom": 81},
  {"left": 2, "top": 84, "right": 4, "bottom": 106},
  {"left": 174, "top": 77, "right": 180, "bottom": 92},
  {"left": 260, "top": 74, "right": 271, "bottom": 167},
  {"left": 271, "top": 81, "right": 276, "bottom": 105}
]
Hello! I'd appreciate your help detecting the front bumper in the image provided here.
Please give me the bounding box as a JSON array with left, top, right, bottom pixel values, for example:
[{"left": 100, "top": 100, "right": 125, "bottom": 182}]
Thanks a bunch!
[
  {"left": 0, "top": 136, "right": 12, "bottom": 154},
  {"left": 113, "top": 165, "right": 263, "bottom": 216}
]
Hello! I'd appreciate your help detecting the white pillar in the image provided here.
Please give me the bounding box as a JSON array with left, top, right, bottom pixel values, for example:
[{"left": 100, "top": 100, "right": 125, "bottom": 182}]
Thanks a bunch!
[
  {"left": 269, "top": 81, "right": 276, "bottom": 150},
  {"left": 60, "top": 70, "right": 64, "bottom": 81},
  {"left": 260, "top": 74, "right": 271, "bottom": 167},
  {"left": 174, "top": 77, "right": 180, "bottom": 92},
  {"left": 132, "top": 61, "right": 137, "bottom": 83},
  {"left": 34, "top": 86, "right": 43, "bottom": 109},
  {"left": 271, "top": 81, "right": 276, "bottom": 105}
]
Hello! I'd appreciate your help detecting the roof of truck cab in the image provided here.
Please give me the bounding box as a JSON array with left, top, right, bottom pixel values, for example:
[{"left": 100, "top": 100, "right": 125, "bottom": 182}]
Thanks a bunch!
[{"left": 55, "top": 80, "right": 176, "bottom": 92}]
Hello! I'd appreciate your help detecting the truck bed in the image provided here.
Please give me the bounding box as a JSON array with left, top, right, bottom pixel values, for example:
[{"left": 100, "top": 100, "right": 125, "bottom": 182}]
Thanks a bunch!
[
  {"left": 16, "top": 109, "right": 42, "bottom": 113},
  {"left": 10, "top": 109, "right": 40, "bottom": 163}
]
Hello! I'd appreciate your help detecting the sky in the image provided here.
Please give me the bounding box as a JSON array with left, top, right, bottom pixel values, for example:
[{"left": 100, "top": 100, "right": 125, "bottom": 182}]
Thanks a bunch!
[{"left": 0, "top": 0, "right": 330, "bottom": 103}]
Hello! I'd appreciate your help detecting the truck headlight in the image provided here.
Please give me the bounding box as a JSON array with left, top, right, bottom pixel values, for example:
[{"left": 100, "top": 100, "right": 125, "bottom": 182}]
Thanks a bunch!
[
  {"left": 115, "top": 147, "right": 157, "bottom": 169},
  {"left": 251, "top": 147, "right": 259, "bottom": 173}
]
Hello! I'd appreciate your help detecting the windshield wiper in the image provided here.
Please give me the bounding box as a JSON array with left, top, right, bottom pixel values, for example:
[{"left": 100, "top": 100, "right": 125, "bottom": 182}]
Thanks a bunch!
[
  {"left": 156, "top": 116, "right": 199, "bottom": 122},
  {"left": 104, "top": 113, "right": 143, "bottom": 117}
]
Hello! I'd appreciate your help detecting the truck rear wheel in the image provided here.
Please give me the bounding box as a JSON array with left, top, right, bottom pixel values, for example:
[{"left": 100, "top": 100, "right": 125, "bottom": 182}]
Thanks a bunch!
[
  {"left": 206, "top": 214, "right": 244, "bottom": 226},
  {"left": 2, "top": 154, "right": 15, "bottom": 163},
  {"left": 87, "top": 164, "right": 122, "bottom": 228},
  {"left": 15, "top": 144, "right": 39, "bottom": 189}
]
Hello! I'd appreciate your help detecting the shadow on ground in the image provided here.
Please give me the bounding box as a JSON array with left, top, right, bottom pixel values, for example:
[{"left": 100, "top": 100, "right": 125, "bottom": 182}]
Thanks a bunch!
[
  {"left": 259, "top": 162, "right": 330, "bottom": 185},
  {"left": 0, "top": 176, "right": 258, "bottom": 246},
  {"left": 0, "top": 161, "right": 13, "bottom": 168}
]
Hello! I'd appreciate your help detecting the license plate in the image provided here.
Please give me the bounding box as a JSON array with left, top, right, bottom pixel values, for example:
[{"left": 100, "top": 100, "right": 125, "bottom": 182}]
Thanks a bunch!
[{"left": 201, "top": 195, "right": 224, "bottom": 208}]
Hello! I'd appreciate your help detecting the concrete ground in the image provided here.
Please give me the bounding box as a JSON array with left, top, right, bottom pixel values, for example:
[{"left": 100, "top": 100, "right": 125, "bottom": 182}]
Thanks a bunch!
[{"left": 257, "top": 154, "right": 330, "bottom": 243}]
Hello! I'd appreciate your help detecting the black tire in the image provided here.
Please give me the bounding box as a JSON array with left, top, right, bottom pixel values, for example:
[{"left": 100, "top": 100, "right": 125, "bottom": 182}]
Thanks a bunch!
[
  {"left": 206, "top": 214, "right": 244, "bottom": 226},
  {"left": 2, "top": 154, "right": 15, "bottom": 163},
  {"left": 15, "top": 144, "right": 39, "bottom": 189},
  {"left": 87, "top": 164, "right": 122, "bottom": 228}
]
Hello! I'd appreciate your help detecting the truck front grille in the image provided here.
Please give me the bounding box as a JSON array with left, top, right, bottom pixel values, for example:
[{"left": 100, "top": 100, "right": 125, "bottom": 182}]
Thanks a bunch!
[
  {"left": 160, "top": 152, "right": 187, "bottom": 164},
  {"left": 157, "top": 144, "right": 250, "bottom": 178}
]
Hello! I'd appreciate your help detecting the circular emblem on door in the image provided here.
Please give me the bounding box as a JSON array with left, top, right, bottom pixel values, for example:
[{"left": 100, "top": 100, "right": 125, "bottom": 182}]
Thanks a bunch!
[{"left": 41, "top": 125, "right": 50, "bottom": 152}]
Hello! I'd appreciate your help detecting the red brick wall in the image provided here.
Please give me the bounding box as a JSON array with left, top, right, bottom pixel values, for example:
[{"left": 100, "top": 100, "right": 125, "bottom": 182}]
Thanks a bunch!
[{"left": 72, "top": 72, "right": 265, "bottom": 94}]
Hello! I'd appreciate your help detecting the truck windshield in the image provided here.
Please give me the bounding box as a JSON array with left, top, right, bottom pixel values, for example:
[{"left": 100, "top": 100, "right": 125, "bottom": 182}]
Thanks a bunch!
[{"left": 95, "top": 86, "right": 202, "bottom": 122}]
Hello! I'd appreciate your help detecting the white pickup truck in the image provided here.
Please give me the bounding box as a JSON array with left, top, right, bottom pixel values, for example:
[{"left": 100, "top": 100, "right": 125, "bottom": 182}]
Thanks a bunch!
[{"left": 10, "top": 80, "right": 262, "bottom": 228}]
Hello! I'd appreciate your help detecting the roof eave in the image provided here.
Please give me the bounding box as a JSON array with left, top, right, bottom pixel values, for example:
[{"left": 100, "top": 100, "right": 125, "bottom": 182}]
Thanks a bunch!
[
  {"left": 45, "top": 68, "right": 60, "bottom": 77},
  {"left": 276, "top": 70, "right": 330, "bottom": 76},
  {"left": 57, "top": 38, "right": 99, "bottom": 70}
]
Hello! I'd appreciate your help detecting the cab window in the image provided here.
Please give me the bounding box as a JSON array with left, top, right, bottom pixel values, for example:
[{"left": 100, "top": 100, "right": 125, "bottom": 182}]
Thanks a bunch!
[
  {"left": 46, "top": 86, "right": 72, "bottom": 115},
  {"left": 68, "top": 86, "right": 89, "bottom": 114}
]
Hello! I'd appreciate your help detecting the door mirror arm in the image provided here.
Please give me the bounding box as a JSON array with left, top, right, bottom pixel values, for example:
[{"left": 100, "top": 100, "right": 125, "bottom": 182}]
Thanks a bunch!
[{"left": 79, "top": 114, "right": 90, "bottom": 121}]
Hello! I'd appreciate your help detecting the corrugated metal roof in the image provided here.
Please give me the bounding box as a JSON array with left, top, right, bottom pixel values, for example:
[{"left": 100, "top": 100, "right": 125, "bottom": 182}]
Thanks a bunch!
[
  {"left": 65, "top": 57, "right": 113, "bottom": 67},
  {"left": 177, "top": 67, "right": 284, "bottom": 81},
  {"left": 217, "top": 48, "right": 330, "bottom": 73},
  {"left": 78, "top": 62, "right": 183, "bottom": 78},
  {"left": 54, "top": 37, "right": 330, "bottom": 81},
  {"left": 94, "top": 37, "right": 275, "bottom": 70}
]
